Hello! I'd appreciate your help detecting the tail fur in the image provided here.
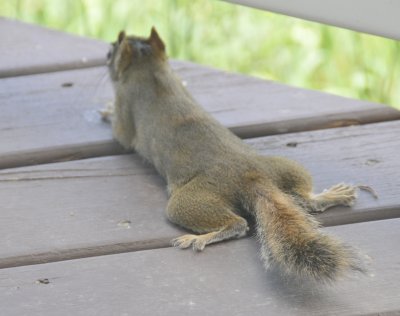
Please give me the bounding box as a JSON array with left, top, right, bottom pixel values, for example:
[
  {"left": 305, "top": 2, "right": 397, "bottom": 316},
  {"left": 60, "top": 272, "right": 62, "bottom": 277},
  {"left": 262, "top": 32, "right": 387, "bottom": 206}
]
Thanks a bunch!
[{"left": 252, "top": 185, "right": 364, "bottom": 282}]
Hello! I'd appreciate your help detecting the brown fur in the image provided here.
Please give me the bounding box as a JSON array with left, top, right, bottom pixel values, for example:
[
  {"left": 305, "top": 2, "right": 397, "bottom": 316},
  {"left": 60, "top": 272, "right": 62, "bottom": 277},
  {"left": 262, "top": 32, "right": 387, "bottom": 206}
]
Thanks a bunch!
[{"left": 105, "top": 27, "right": 365, "bottom": 282}]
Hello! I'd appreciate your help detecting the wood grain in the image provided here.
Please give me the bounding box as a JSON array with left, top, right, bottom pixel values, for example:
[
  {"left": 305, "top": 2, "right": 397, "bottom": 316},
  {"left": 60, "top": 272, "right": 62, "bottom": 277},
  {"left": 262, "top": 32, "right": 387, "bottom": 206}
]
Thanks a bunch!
[
  {"left": 0, "top": 121, "right": 399, "bottom": 265},
  {"left": 1, "top": 63, "right": 399, "bottom": 168},
  {"left": 0, "top": 218, "right": 399, "bottom": 316},
  {"left": 0, "top": 18, "right": 107, "bottom": 77},
  {"left": 0, "top": 154, "right": 181, "bottom": 261}
]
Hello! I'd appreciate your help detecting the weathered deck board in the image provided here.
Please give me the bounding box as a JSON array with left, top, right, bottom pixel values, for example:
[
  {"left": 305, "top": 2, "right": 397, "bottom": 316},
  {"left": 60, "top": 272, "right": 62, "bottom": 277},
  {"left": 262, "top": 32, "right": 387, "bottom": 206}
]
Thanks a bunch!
[
  {"left": 0, "top": 121, "right": 399, "bottom": 266},
  {"left": 0, "top": 218, "right": 399, "bottom": 316},
  {"left": 0, "top": 154, "right": 178, "bottom": 263},
  {"left": 0, "top": 18, "right": 107, "bottom": 77},
  {"left": 1, "top": 65, "right": 399, "bottom": 169}
]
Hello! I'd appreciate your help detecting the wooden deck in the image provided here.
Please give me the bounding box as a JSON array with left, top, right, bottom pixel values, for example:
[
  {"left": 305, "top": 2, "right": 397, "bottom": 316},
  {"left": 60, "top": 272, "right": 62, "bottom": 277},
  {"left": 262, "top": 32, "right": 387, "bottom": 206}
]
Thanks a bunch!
[{"left": 0, "top": 18, "right": 399, "bottom": 315}]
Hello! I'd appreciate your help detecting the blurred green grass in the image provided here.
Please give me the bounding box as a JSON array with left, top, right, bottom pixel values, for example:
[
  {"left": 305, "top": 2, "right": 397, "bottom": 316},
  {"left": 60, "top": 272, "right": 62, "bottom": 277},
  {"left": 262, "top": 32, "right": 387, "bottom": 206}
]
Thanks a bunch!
[{"left": 1, "top": 0, "right": 399, "bottom": 108}]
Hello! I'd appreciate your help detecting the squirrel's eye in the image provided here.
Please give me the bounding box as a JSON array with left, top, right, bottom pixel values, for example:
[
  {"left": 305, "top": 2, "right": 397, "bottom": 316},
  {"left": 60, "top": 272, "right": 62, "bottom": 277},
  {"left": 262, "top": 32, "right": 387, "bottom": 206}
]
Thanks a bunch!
[{"left": 107, "top": 44, "right": 115, "bottom": 60}]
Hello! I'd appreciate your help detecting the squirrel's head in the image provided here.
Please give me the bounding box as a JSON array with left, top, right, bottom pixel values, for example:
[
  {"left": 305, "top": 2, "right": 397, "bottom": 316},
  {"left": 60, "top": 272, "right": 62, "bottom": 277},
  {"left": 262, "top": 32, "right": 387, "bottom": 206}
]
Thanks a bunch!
[{"left": 107, "top": 27, "right": 166, "bottom": 81}]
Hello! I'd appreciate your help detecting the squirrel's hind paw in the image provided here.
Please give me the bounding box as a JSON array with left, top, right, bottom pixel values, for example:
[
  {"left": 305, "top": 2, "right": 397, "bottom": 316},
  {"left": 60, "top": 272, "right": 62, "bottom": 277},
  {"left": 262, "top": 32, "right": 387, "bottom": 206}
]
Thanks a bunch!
[
  {"left": 325, "top": 183, "right": 358, "bottom": 206},
  {"left": 172, "top": 234, "right": 207, "bottom": 251}
]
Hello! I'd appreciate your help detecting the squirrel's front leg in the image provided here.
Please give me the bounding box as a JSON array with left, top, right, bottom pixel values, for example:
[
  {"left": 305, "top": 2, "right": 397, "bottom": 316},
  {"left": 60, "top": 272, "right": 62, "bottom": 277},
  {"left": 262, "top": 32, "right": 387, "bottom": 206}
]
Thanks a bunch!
[{"left": 103, "top": 101, "right": 136, "bottom": 149}]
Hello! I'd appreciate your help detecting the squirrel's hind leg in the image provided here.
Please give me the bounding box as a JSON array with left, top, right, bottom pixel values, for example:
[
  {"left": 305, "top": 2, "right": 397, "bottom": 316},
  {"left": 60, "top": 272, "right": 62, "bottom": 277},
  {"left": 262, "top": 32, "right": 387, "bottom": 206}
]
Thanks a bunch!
[
  {"left": 167, "top": 188, "right": 249, "bottom": 251},
  {"left": 171, "top": 221, "right": 248, "bottom": 251}
]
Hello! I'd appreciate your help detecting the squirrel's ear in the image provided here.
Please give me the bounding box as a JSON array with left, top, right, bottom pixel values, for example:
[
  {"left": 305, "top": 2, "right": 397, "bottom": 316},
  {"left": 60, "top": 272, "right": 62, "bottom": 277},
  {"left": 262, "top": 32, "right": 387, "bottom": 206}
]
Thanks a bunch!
[
  {"left": 118, "top": 38, "right": 133, "bottom": 71},
  {"left": 149, "top": 27, "right": 165, "bottom": 52},
  {"left": 118, "top": 31, "right": 126, "bottom": 44}
]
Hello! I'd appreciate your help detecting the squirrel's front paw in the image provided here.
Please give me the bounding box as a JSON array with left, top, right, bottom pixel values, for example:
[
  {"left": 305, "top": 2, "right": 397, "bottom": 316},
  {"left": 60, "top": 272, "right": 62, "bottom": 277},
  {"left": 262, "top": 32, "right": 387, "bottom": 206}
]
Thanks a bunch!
[
  {"left": 172, "top": 234, "right": 207, "bottom": 251},
  {"left": 99, "top": 101, "right": 115, "bottom": 123}
]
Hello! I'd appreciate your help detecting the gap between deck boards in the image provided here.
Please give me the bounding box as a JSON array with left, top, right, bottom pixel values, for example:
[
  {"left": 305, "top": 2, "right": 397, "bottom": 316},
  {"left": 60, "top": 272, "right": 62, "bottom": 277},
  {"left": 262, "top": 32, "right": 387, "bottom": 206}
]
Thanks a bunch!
[
  {"left": 2, "top": 207, "right": 399, "bottom": 270},
  {"left": 2, "top": 113, "right": 400, "bottom": 170},
  {"left": 0, "top": 237, "right": 173, "bottom": 270},
  {"left": 0, "top": 61, "right": 106, "bottom": 79},
  {"left": 0, "top": 140, "right": 128, "bottom": 170}
]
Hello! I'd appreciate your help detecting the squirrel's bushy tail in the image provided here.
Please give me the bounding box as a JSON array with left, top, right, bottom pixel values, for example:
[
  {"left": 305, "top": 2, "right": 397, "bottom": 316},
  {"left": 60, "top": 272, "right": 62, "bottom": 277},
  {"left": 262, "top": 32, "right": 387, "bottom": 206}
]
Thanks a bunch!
[{"left": 252, "top": 185, "right": 364, "bottom": 283}]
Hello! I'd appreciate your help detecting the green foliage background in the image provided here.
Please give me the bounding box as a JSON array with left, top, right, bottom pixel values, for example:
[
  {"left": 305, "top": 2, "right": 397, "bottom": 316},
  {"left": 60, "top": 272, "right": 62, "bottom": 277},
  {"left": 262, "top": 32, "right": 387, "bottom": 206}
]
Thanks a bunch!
[{"left": 2, "top": 0, "right": 399, "bottom": 108}]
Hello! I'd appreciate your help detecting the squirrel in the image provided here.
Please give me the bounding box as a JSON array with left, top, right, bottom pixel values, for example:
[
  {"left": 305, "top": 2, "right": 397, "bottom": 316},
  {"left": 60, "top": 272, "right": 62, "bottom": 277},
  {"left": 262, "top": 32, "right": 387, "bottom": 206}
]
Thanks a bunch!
[{"left": 104, "top": 27, "right": 367, "bottom": 283}]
